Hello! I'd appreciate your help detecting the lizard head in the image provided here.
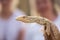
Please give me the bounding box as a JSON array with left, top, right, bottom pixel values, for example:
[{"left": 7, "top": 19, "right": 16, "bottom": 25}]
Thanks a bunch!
[{"left": 16, "top": 16, "right": 36, "bottom": 23}]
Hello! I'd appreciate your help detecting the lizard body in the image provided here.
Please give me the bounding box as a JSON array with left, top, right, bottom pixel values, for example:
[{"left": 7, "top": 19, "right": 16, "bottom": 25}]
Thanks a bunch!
[{"left": 16, "top": 16, "right": 60, "bottom": 40}]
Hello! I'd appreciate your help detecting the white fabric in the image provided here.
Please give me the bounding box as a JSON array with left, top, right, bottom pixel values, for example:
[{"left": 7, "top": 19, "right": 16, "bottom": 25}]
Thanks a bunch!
[
  {"left": 0, "top": 9, "right": 25, "bottom": 40},
  {"left": 23, "top": 23, "right": 45, "bottom": 40}
]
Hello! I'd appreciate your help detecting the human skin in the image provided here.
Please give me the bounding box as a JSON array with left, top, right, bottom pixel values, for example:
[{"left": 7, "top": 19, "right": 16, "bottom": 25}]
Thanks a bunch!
[
  {"left": 1, "top": 0, "right": 19, "bottom": 19},
  {"left": 0, "top": 2, "right": 2, "bottom": 15},
  {"left": 36, "top": 0, "right": 57, "bottom": 21}
]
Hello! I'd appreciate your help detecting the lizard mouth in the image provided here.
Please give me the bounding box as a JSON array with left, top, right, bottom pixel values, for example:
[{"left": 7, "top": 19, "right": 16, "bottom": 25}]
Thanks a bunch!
[
  {"left": 16, "top": 17, "right": 23, "bottom": 21},
  {"left": 16, "top": 17, "right": 29, "bottom": 23}
]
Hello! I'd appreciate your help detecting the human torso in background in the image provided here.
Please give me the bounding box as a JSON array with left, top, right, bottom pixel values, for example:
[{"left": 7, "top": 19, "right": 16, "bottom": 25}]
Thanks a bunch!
[
  {"left": 24, "top": 23, "right": 45, "bottom": 40},
  {"left": 0, "top": 9, "right": 25, "bottom": 40}
]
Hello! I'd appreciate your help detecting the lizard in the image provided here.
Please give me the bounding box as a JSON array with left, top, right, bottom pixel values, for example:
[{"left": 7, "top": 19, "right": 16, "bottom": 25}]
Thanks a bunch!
[{"left": 16, "top": 16, "right": 60, "bottom": 40}]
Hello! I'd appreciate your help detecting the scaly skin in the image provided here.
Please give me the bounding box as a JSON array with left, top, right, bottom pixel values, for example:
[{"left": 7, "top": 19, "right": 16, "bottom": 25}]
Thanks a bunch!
[{"left": 16, "top": 16, "right": 60, "bottom": 40}]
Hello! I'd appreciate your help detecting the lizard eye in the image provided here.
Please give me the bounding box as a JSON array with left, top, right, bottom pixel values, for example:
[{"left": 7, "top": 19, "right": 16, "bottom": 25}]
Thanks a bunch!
[{"left": 23, "top": 16, "right": 25, "bottom": 18}]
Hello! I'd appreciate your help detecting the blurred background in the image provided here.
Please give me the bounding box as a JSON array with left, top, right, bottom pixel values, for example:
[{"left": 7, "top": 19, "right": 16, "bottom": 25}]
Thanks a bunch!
[
  {"left": 0, "top": 0, "right": 60, "bottom": 40},
  {"left": 19, "top": 0, "right": 60, "bottom": 16}
]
